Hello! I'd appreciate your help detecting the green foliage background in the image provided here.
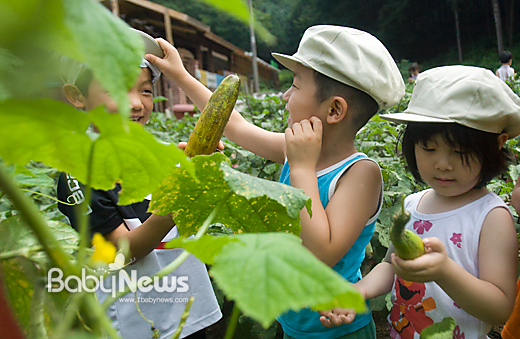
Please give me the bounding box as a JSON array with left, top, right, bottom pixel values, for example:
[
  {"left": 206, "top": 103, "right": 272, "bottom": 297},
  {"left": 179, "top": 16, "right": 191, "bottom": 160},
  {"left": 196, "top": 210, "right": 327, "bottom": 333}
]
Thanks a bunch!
[{"left": 154, "top": 0, "right": 520, "bottom": 76}]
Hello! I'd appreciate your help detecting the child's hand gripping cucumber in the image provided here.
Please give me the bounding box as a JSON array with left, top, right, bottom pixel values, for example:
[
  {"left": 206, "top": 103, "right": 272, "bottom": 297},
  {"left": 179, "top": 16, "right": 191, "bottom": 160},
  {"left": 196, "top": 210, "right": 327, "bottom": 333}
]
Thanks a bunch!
[
  {"left": 390, "top": 194, "right": 425, "bottom": 260},
  {"left": 184, "top": 74, "right": 240, "bottom": 157}
]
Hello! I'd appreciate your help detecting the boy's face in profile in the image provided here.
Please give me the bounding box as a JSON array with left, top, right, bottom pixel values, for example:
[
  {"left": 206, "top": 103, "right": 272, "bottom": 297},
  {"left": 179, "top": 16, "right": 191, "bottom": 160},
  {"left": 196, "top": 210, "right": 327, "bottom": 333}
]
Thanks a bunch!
[
  {"left": 283, "top": 63, "right": 328, "bottom": 126},
  {"left": 81, "top": 68, "right": 154, "bottom": 126}
]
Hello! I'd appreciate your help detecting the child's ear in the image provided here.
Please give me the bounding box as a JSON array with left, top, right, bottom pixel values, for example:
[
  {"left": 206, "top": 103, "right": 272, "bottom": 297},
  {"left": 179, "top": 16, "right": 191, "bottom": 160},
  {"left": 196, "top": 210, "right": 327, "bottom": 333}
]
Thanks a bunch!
[
  {"left": 62, "top": 84, "right": 86, "bottom": 109},
  {"left": 498, "top": 132, "right": 509, "bottom": 149},
  {"left": 326, "top": 96, "right": 348, "bottom": 124}
]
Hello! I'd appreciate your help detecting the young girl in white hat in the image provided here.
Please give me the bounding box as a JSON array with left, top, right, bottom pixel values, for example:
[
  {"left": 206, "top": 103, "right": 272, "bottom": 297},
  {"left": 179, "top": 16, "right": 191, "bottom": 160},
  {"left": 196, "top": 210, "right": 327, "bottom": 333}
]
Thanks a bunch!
[{"left": 320, "top": 65, "right": 520, "bottom": 338}]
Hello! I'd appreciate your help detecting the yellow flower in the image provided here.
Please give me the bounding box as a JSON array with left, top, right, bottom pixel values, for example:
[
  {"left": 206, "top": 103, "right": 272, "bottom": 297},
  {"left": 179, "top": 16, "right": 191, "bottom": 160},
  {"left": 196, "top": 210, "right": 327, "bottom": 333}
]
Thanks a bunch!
[{"left": 91, "top": 233, "right": 117, "bottom": 264}]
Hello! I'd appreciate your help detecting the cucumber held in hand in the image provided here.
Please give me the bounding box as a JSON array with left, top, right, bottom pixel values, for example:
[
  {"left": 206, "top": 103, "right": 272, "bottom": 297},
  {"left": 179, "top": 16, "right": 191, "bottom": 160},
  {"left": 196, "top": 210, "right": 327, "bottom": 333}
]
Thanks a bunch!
[
  {"left": 184, "top": 74, "right": 240, "bottom": 157},
  {"left": 390, "top": 194, "right": 425, "bottom": 260}
]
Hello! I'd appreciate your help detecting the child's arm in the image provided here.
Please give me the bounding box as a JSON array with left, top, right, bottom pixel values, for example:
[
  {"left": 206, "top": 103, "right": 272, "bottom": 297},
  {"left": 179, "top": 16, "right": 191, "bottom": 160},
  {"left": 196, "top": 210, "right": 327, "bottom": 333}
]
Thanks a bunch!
[
  {"left": 286, "top": 118, "right": 383, "bottom": 267},
  {"left": 104, "top": 215, "right": 175, "bottom": 263},
  {"left": 145, "top": 39, "right": 286, "bottom": 164},
  {"left": 392, "top": 207, "right": 518, "bottom": 325},
  {"left": 319, "top": 249, "right": 396, "bottom": 326}
]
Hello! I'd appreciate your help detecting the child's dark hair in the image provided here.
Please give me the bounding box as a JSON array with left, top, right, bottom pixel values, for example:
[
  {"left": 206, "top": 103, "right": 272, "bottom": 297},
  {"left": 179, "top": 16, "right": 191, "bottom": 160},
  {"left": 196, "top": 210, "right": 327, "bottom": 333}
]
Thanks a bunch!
[
  {"left": 499, "top": 51, "right": 513, "bottom": 64},
  {"left": 402, "top": 122, "right": 512, "bottom": 189},
  {"left": 313, "top": 71, "right": 378, "bottom": 131},
  {"left": 409, "top": 62, "right": 421, "bottom": 74}
]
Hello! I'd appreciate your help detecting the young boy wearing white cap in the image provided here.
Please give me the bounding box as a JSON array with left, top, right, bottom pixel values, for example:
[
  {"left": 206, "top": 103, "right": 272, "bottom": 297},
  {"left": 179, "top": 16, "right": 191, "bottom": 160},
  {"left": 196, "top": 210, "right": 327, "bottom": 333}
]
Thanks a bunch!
[
  {"left": 319, "top": 65, "right": 520, "bottom": 338},
  {"left": 57, "top": 29, "right": 222, "bottom": 339},
  {"left": 146, "top": 25, "right": 405, "bottom": 338}
]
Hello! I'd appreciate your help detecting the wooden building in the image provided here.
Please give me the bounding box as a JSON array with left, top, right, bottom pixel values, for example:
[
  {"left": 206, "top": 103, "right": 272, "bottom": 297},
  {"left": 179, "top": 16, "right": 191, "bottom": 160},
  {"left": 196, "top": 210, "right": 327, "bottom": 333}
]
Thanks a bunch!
[{"left": 101, "top": 0, "right": 280, "bottom": 115}]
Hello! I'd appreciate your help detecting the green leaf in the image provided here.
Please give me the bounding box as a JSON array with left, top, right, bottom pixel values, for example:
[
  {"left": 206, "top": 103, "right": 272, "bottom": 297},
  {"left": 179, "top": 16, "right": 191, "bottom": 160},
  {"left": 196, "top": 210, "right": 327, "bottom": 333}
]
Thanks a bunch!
[
  {"left": 0, "top": 99, "right": 91, "bottom": 180},
  {"left": 88, "top": 108, "right": 194, "bottom": 204},
  {"left": 13, "top": 174, "right": 55, "bottom": 188},
  {"left": 1, "top": 258, "right": 34, "bottom": 334},
  {"left": 0, "top": 217, "right": 79, "bottom": 271},
  {"left": 57, "top": 0, "right": 144, "bottom": 119},
  {"left": 209, "top": 233, "right": 367, "bottom": 327},
  {"left": 0, "top": 99, "right": 194, "bottom": 205},
  {"left": 14, "top": 164, "right": 35, "bottom": 177},
  {"left": 151, "top": 153, "right": 309, "bottom": 236},
  {"left": 222, "top": 162, "right": 311, "bottom": 220},
  {"left": 164, "top": 235, "right": 241, "bottom": 265},
  {"left": 0, "top": 0, "right": 64, "bottom": 48},
  {"left": 420, "top": 317, "right": 456, "bottom": 339}
]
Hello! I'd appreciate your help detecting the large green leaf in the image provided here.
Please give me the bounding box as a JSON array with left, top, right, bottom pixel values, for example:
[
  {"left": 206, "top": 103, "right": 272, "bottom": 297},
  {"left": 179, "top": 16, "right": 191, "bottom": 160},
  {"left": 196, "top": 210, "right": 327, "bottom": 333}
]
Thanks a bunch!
[
  {"left": 0, "top": 99, "right": 194, "bottom": 204},
  {"left": 0, "top": 0, "right": 64, "bottom": 48},
  {"left": 151, "top": 153, "right": 310, "bottom": 236},
  {"left": 0, "top": 259, "right": 34, "bottom": 334},
  {"left": 0, "top": 217, "right": 79, "bottom": 271},
  {"left": 222, "top": 162, "right": 311, "bottom": 220},
  {"left": 57, "top": 0, "right": 143, "bottom": 119},
  {"left": 0, "top": 99, "right": 92, "bottom": 180},
  {"left": 183, "top": 233, "right": 366, "bottom": 328},
  {"left": 0, "top": 1, "right": 68, "bottom": 101},
  {"left": 88, "top": 108, "right": 194, "bottom": 204},
  {"left": 164, "top": 235, "right": 241, "bottom": 265},
  {"left": 14, "top": 174, "right": 55, "bottom": 188},
  {"left": 0, "top": 218, "right": 75, "bottom": 335}
]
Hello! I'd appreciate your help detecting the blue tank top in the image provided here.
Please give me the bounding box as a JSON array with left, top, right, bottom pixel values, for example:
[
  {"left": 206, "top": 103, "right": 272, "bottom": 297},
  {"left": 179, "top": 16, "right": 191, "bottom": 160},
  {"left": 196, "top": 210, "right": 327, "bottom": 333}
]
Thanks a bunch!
[{"left": 277, "top": 152, "right": 381, "bottom": 338}]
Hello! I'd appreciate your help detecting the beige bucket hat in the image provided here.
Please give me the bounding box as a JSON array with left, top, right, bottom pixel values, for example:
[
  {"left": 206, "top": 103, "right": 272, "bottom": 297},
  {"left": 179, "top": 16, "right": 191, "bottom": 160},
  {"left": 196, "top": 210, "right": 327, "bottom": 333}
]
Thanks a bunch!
[
  {"left": 380, "top": 65, "right": 520, "bottom": 138},
  {"left": 272, "top": 25, "right": 405, "bottom": 109}
]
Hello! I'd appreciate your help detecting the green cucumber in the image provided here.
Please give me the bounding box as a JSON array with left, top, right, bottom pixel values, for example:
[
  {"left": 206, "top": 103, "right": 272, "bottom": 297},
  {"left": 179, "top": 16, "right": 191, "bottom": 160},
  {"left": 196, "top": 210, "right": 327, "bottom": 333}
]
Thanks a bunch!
[
  {"left": 390, "top": 194, "right": 425, "bottom": 260},
  {"left": 184, "top": 74, "right": 240, "bottom": 157}
]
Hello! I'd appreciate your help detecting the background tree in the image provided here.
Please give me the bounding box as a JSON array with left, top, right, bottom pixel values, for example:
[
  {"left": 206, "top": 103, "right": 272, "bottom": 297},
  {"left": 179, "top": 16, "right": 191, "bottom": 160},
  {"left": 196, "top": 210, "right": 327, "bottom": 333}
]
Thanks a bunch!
[
  {"left": 448, "top": 0, "right": 463, "bottom": 62},
  {"left": 492, "top": 0, "right": 505, "bottom": 53}
]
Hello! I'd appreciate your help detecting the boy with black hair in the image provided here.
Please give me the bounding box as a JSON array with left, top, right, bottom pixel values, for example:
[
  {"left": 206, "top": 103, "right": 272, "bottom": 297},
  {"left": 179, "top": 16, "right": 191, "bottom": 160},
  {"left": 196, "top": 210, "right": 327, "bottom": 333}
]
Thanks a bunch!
[
  {"left": 147, "top": 25, "right": 405, "bottom": 338},
  {"left": 57, "top": 29, "right": 221, "bottom": 339}
]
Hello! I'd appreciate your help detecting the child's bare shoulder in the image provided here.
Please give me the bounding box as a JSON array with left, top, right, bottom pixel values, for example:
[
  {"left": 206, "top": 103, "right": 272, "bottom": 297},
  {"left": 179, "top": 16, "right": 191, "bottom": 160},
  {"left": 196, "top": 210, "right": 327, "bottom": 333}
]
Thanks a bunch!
[
  {"left": 333, "top": 159, "right": 381, "bottom": 200},
  {"left": 340, "top": 158, "right": 381, "bottom": 184}
]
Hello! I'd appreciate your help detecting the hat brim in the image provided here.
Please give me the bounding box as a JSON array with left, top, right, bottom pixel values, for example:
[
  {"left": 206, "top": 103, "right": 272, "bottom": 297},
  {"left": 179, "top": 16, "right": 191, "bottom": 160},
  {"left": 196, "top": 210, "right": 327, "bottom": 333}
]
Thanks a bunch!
[
  {"left": 272, "top": 53, "right": 311, "bottom": 72},
  {"left": 134, "top": 29, "right": 164, "bottom": 58},
  {"left": 380, "top": 112, "right": 452, "bottom": 125}
]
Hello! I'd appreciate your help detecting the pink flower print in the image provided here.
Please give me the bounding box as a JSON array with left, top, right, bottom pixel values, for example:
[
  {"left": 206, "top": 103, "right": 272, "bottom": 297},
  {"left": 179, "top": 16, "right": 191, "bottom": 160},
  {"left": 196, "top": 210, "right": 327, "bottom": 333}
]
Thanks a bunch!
[
  {"left": 453, "top": 325, "right": 465, "bottom": 339},
  {"left": 454, "top": 301, "right": 461, "bottom": 309},
  {"left": 413, "top": 220, "right": 432, "bottom": 234},
  {"left": 450, "top": 233, "right": 462, "bottom": 248}
]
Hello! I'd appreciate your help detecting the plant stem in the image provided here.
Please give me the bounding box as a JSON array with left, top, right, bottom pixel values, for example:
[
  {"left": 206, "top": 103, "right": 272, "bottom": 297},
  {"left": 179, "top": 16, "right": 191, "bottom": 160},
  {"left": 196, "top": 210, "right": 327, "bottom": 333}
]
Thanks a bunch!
[
  {"left": 0, "top": 245, "right": 87, "bottom": 261},
  {"left": 169, "top": 297, "right": 194, "bottom": 339},
  {"left": 52, "top": 292, "right": 85, "bottom": 339},
  {"left": 77, "top": 143, "right": 95, "bottom": 265},
  {"left": 102, "top": 190, "right": 233, "bottom": 309},
  {"left": 20, "top": 189, "right": 75, "bottom": 205},
  {"left": 29, "top": 281, "right": 47, "bottom": 339},
  {"left": 223, "top": 303, "right": 240, "bottom": 339},
  {"left": 0, "top": 165, "right": 78, "bottom": 276},
  {"left": 0, "top": 248, "right": 30, "bottom": 260},
  {"left": 84, "top": 293, "right": 122, "bottom": 339}
]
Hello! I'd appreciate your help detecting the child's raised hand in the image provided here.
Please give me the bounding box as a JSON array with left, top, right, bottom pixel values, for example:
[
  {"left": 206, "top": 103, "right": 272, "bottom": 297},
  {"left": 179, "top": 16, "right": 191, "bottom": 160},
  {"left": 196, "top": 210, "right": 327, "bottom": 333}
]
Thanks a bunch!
[
  {"left": 318, "top": 308, "right": 357, "bottom": 327},
  {"left": 285, "top": 116, "right": 322, "bottom": 171},
  {"left": 145, "top": 38, "right": 186, "bottom": 80},
  {"left": 391, "top": 237, "right": 449, "bottom": 283},
  {"left": 177, "top": 141, "right": 225, "bottom": 152}
]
